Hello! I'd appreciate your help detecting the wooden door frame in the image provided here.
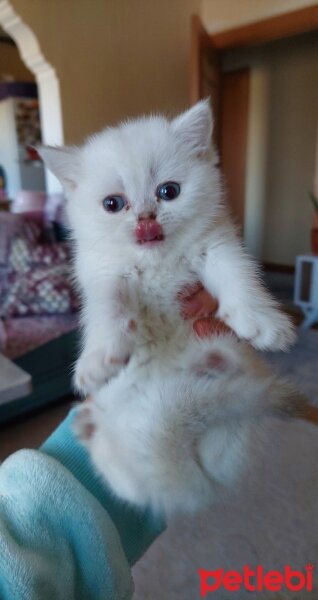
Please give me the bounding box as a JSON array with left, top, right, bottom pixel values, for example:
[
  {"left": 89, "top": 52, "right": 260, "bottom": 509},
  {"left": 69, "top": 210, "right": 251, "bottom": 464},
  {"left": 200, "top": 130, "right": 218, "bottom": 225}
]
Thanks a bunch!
[
  {"left": 190, "top": 6, "right": 318, "bottom": 230},
  {"left": 191, "top": 5, "right": 318, "bottom": 104},
  {"left": 190, "top": 14, "right": 212, "bottom": 104},
  {"left": 209, "top": 5, "right": 318, "bottom": 50},
  {"left": 219, "top": 68, "right": 250, "bottom": 231}
]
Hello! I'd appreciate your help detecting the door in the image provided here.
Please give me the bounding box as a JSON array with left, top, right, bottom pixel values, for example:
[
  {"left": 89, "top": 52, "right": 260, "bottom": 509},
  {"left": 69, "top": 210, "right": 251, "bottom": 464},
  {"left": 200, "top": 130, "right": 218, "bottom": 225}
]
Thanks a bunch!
[
  {"left": 220, "top": 68, "right": 250, "bottom": 231},
  {"left": 190, "top": 15, "right": 250, "bottom": 230},
  {"left": 190, "top": 15, "right": 221, "bottom": 147}
]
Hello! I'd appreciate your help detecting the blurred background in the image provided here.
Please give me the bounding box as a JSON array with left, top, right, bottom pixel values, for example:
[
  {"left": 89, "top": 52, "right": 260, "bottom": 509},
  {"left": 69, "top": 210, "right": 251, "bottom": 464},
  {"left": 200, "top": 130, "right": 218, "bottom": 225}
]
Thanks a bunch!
[
  {"left": 0, "top": 0, "right": 317, "bottom": 263},
  {"left": 0, "top": 2, "right": 317, "bottom": 598}
]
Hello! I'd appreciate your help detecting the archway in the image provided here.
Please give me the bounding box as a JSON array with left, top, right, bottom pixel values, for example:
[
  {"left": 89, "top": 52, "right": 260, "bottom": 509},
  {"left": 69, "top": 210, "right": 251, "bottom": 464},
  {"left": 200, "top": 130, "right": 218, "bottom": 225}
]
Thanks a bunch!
[{"left": 0, "top": 0, "right": 63, "bottom": 192}]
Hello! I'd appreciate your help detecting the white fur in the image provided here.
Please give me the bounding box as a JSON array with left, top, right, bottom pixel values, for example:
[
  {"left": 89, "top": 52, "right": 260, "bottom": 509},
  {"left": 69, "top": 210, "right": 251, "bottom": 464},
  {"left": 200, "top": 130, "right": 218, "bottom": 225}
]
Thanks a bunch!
[
  {"left": 74, "top": 337, "right": 298, "bottom": 515},
  {"left": 39, "top": 100, "right": 298, "bottom": 517},
  {"left": 132, "top": 417, "right": 318, "bottom": 600}
]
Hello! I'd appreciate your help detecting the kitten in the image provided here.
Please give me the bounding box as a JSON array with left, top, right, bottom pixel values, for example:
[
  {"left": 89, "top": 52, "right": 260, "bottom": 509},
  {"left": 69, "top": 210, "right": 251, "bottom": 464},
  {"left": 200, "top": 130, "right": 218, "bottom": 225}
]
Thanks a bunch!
[{"left": 39, "top": 100, "right": 300, "bottom": 515}]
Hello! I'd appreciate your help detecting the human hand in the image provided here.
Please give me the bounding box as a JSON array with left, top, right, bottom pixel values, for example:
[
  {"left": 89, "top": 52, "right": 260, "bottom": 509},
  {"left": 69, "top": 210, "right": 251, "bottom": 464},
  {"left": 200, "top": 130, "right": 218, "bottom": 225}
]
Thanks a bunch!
[{"left": 178, "top": 282, "right": 232, "bottom": 338}]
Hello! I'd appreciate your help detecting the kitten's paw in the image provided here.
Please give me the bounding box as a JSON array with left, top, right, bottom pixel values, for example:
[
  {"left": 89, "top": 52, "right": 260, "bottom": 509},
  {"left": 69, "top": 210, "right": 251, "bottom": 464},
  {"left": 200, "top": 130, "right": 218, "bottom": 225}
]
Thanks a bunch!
[
  {"left": 74, "top": 348, "right": 130, "bottom": 394},
  {"left": 74, "top": 404, "right": 96, "bottom": 441},
  {"left": 73, "top": 401, "right": 98, "bottom": 444},
  {"left": 219, "top": 307, "right": 296, "bottom": 351}
]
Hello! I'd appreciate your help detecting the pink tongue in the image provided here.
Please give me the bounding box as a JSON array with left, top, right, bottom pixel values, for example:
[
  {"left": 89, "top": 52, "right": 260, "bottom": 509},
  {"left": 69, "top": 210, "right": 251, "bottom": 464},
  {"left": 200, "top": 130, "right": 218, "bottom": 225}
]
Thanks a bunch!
[{"left": 135, "top": 219, "right": 164, "bottom": 242}]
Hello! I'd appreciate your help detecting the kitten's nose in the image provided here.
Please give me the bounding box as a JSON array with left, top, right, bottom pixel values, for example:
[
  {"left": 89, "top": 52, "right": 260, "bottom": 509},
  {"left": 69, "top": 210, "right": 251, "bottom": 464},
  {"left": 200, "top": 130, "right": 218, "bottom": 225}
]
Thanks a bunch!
[
  {"left": 135, "top": 214, "right": 163, "bottom": 242},
  {"left": 138, "top": 211, "right": 156, "bottom": 221}
]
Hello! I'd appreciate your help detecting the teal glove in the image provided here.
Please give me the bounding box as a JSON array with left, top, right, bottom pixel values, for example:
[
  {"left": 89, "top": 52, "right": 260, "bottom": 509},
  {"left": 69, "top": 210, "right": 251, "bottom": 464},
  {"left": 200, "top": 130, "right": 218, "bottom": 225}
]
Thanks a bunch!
[
  {"left": 0, "top": 408, "right": 165, "bottom": 600},
  {"left": 42, "top": 408, "right": 166, "bottom": 565}
]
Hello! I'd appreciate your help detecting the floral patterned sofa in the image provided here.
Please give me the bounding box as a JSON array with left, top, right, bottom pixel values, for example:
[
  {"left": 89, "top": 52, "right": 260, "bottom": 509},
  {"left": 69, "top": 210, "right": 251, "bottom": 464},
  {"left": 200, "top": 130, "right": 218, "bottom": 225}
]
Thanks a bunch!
[{"left": 0, "top": 212, "right": 79, "bottom": 422}]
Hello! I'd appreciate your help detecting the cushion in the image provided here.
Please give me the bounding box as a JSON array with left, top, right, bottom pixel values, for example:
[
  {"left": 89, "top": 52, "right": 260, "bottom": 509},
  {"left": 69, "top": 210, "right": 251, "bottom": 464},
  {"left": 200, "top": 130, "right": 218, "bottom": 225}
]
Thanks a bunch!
[
  {"left": 0, "top": 213, "right": 77, "bottom": 318},
  {"left": 0, "top": 213, "right": 42, "bottom": 267},
  {"left": 1, "top": 264, "right": 79, "bottom": 318}
]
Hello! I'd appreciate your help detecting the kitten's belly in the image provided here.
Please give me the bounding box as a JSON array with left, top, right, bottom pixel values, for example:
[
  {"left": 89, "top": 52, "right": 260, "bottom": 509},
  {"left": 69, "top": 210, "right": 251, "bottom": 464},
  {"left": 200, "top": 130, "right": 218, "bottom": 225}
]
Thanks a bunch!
[{"left": 132, "top": 260, "right": 197, "bottom": 356}]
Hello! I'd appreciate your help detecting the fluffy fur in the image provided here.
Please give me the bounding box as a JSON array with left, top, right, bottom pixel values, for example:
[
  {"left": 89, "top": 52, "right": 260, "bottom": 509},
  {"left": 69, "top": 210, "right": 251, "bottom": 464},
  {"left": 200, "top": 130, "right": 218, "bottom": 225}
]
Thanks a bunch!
[{"left": 39, "top": 100, "right": 300, "bottom": 516}]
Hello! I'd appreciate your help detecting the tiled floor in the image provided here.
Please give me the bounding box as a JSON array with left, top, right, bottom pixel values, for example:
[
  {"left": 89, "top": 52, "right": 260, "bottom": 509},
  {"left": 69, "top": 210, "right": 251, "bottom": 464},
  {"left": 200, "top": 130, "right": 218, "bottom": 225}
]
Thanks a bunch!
[{"left": 0, "top": 397, "right": 73, "bottom": 461}]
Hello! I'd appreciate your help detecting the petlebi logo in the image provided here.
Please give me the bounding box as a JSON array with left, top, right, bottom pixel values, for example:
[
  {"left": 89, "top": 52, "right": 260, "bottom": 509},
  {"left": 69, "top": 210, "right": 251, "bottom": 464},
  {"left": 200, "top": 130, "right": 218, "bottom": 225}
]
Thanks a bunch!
[{"left": 199, "top": 565, "right": 314, "bottom": 596}]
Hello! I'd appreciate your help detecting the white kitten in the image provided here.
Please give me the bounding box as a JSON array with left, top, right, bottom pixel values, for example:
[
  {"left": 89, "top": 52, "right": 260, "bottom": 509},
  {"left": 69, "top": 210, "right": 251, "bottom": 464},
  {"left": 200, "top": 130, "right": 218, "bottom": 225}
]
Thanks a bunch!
[{"left": 39, "top": 100, "right": 299, "bottom": 516}]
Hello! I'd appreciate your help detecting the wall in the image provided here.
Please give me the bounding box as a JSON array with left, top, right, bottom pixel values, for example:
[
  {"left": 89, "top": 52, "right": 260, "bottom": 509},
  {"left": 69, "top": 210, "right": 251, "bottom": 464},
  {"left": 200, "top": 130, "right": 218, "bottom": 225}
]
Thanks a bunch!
[
  {"left": 203, "top": 0, "right": 318, "bottom": 265},
  {"left": 223, "top": 32, "right": 318, "bottom": 265},
  {"left": 243, "top": 65, "right": 269, "bottom": 260},
  {"left": 0, "top": 41, "right": 34, "bottom": 81},
  {"left": 11, "top": 0, "right": 199, "bottom": 144},
  {"left": 263, "top": 34, "right": 318, "bottom": 264},
  {"left": 0, "top": 97, "right": 20, "bottom": 197},
  {"left": 7, "top": 0, "right": 317, "bottom": 261},
  {"left": 202, "top": 0, "right": 318, "bottom": 33}
]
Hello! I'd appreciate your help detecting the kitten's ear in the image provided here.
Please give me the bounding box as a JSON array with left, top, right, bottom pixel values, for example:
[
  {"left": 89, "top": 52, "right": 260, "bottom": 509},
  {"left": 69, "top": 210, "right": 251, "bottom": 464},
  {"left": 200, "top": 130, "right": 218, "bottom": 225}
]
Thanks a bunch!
[
  {"left": 37, "top": 145, "right": 80, "bottom": 191},
  {"left": 171, "top": 99, "right": 213, "bottom": 155}
]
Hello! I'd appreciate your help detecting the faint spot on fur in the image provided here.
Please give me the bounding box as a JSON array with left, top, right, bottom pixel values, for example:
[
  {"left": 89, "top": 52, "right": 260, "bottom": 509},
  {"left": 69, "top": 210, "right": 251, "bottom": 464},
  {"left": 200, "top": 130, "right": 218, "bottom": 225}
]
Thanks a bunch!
[
  {"left": 206, "top": 352, "right": 227, "bottom": 371},
  {"left": 194, "top": 352, "right": 228, "bottom": 375},
  {"left": 82, "top": 421, "right": 96, "bottom": 440},
  {"left": 109, "top": 355, "right": 130, "bottom": 365},
  {"left": 128, "top": 319, "right": 137, "bottom": 332}
]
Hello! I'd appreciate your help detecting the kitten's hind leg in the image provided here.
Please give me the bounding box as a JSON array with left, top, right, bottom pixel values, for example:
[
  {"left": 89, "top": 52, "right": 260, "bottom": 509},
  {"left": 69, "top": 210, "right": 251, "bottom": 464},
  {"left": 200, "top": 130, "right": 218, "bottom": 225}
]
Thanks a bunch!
[{"left": 182, "top": 335, "right": 307, "bottom": 422}]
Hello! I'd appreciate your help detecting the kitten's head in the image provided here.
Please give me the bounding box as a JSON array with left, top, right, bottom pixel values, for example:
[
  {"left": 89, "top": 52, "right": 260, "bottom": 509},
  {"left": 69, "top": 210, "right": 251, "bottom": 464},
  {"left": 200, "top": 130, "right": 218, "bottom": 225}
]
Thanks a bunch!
[{"left": 39, "top": 100, "right": 222, "bottom": 260}]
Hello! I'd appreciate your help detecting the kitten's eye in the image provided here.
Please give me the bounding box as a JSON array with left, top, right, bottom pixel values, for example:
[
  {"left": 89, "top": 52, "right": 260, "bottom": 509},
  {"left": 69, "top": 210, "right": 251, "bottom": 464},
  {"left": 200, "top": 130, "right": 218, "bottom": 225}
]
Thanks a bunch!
[
  {"left": 157, "top": 182, "right": 180, "bottom": 201},
  {"left": 102, "top": 195, "right": 126, "bottom": 213}
]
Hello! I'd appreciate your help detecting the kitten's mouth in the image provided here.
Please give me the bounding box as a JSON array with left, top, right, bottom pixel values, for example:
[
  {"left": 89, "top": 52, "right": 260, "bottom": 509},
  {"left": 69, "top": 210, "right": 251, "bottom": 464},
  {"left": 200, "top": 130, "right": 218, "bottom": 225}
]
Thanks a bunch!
[{"left": 135, "top": 219, "right": 164, "bottom": 245}]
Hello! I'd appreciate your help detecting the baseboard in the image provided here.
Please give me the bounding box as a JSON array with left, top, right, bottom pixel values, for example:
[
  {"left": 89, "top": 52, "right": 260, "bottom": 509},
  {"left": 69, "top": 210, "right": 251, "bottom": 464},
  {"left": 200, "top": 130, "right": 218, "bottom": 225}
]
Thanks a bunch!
[{"left": 262, "top": 262, "right": 295, "bottom": 274}]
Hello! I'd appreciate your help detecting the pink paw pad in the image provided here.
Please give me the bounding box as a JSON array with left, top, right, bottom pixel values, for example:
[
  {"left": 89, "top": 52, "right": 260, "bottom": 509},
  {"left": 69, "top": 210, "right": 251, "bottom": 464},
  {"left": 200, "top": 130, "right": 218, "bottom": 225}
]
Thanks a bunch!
[{"left": 76, "top": 406, "right": 96, "bottom": 441}]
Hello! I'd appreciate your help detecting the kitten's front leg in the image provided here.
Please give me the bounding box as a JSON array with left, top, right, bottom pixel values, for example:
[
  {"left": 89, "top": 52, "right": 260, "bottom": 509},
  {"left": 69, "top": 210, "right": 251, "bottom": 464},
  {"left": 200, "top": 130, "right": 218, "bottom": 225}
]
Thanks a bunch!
[
  {"left": 74, "top": 278, "right": 137, "bottom": 394},
  {"left": 198, "top": 226, "right": 295, "bottom": 351}
]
